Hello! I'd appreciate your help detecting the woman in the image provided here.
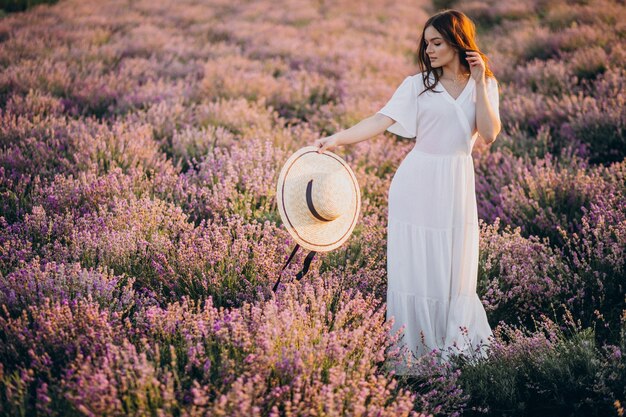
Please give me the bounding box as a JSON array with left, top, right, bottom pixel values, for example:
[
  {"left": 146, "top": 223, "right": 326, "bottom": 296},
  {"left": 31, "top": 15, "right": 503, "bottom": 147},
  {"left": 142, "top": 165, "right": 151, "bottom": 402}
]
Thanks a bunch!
[{"left": 313, "top": 9, "right": 500, "bottom": 373}]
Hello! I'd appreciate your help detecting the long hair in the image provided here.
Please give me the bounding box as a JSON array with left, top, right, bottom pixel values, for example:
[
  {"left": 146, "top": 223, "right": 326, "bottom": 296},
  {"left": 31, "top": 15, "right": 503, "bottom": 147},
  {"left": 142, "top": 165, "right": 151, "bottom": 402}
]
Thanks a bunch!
[{"left": 416, "top": 9, "right": 495, "bottom": 96}]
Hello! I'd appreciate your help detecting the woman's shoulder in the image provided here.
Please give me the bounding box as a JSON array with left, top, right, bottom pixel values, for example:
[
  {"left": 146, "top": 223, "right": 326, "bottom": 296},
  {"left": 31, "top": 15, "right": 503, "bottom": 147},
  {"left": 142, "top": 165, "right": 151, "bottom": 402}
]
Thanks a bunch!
[
  {"left": 407, "top": 71, "right": 428, "bottom": 91},
  {"left": 485, "top": 74, "right": 499, "bottom": 84},
  {"left": 485, "top": 75, "right": 499, "bottom": 91},
  {"left": 411, "top": 71, "right": 429, "bottom": 81},
  {"left": 411, "top": 71, "right": 498, "bottom": 82}
]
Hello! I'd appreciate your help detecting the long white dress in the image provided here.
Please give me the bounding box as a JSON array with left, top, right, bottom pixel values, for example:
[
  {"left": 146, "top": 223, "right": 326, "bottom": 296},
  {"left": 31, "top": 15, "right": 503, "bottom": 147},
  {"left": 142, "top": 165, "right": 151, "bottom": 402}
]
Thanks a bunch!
[{"left": 377, "top": 71, "right": 499, "bottom": 373}]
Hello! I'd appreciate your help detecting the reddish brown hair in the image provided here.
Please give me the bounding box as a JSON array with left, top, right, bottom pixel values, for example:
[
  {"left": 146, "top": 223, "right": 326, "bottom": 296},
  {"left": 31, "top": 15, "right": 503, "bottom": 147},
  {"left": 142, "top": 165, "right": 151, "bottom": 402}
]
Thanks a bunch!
[{"left": 416, "top": 9, "right": 495, "bottom": 96}]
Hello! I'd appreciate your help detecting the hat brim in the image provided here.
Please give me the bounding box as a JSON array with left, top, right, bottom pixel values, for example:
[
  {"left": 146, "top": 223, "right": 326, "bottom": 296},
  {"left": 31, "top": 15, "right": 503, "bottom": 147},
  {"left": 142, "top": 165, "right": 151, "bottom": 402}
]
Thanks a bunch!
[{"left": 277, "top": 146, "right": 361, "bottom": 252}]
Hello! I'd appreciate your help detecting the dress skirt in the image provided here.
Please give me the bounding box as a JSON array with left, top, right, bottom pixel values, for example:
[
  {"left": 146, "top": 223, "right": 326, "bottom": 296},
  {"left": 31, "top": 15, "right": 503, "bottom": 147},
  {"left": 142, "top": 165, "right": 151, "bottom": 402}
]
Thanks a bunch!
[{"left": 385, "top": 147, "right": 493, "bottom": 374}]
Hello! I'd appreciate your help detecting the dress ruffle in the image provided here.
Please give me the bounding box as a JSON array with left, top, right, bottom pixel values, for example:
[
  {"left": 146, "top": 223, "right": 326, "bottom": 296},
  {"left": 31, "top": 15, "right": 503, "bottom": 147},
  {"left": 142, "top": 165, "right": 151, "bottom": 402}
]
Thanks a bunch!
[
  {"left": 386, "top": 213, "right": 493, "bottom": 376},
  {"left": 386, "top": 290, "right": 493, "bottom": 374}
]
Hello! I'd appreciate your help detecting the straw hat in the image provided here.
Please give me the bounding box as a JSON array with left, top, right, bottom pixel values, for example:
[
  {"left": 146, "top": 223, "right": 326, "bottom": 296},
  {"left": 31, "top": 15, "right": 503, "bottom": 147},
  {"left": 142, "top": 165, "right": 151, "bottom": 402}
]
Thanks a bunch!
[{"left": 276, "top": 146, "right": 361, "bottom": 252}]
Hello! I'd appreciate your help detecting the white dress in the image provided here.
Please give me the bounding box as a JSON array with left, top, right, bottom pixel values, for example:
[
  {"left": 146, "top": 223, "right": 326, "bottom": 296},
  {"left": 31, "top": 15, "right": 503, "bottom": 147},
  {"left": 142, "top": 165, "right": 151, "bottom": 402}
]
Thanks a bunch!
[{"left": 377, "top": 71, "right": 500, "bottom": 373}]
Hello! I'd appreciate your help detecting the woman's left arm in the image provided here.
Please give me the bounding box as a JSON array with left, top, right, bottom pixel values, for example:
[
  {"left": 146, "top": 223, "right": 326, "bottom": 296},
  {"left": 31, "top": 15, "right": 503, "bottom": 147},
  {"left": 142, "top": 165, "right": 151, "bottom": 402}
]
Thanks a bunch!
[
  {"left": 466, "top": 51, "right": 501, "bottom": 144},
  {"left": 475, "top": 77, "right": 501, "bottom": 144}
]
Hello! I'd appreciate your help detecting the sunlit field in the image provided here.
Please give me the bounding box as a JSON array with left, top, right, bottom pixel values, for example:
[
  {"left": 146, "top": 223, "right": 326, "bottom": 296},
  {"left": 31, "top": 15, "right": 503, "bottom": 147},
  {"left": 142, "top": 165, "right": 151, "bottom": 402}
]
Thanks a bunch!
[{"left": 0, "top": 0, "right": 624, "bottom": 415}]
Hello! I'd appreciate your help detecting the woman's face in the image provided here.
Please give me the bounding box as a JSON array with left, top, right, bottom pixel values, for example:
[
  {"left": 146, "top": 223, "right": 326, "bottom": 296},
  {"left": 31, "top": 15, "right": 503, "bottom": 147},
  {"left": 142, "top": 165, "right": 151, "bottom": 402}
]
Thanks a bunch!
[{"left": 424, "top": 25, "right": 457, "bottom": 68}]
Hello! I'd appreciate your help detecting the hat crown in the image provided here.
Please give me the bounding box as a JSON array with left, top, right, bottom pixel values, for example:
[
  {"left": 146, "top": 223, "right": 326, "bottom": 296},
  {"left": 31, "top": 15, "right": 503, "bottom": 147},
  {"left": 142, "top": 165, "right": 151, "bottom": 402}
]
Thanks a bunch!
[
  {"left": 307, "top": 172, "right": 352, "bottom": 222},
  {"left": 276, "top": 146, "right": 360, "bottom": 252}
]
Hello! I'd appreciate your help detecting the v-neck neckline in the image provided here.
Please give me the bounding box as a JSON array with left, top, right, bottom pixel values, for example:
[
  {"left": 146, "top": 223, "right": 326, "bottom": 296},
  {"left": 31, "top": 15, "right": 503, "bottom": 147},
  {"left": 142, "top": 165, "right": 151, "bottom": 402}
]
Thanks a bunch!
[{"left": 440, "top": 77, "right": 473, "bottom": 102}]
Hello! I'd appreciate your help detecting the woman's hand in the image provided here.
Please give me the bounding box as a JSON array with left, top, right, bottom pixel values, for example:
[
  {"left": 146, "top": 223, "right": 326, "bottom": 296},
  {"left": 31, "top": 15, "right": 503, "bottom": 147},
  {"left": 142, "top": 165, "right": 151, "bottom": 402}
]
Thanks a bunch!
[
  {"left": 465, "top": 50, "right": 486, "bottom": 83},
  {"left": 313, "top": 135, "right": 341, "bottom": 153}
]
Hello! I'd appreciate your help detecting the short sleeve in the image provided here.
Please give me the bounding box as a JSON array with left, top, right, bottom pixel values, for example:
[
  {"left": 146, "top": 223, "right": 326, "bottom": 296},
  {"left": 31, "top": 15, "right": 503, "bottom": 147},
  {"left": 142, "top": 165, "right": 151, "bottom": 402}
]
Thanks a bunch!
[
  {"left": 376, "top": 76, "right": 418, "bottom": 138},
  {"left": 486, "top": 77, "right": 500, "bottom": 123}
]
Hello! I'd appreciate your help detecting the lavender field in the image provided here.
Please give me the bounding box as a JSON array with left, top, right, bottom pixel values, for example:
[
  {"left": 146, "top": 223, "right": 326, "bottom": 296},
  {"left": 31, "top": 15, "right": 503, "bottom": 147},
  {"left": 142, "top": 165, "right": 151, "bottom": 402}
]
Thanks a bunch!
[{"left": 0, "top": 0, "right": 624, "bottom": 415}]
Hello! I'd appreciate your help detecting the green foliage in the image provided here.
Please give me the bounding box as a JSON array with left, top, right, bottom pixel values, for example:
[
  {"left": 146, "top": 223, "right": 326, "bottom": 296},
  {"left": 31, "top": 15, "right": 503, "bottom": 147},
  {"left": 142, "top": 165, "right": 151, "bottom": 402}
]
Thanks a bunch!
[
  {"left": 0, "top": 0, "right": 59, "bottom": 14},
  {"left": 492, "top": 124, "right": 552, "bottom": 161},
  {"left": 458, "top": 320, "right": 621, "bottom": 416},
  {"left": 432, "top": 0, "right": 458, "bottom": 12}
]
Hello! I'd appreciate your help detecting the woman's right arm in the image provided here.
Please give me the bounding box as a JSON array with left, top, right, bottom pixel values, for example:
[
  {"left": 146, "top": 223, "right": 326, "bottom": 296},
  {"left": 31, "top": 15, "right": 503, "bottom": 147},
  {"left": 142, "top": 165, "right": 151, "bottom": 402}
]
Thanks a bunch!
[{"left": 314, "top": 113, "right": 395, "bottom": 153}]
